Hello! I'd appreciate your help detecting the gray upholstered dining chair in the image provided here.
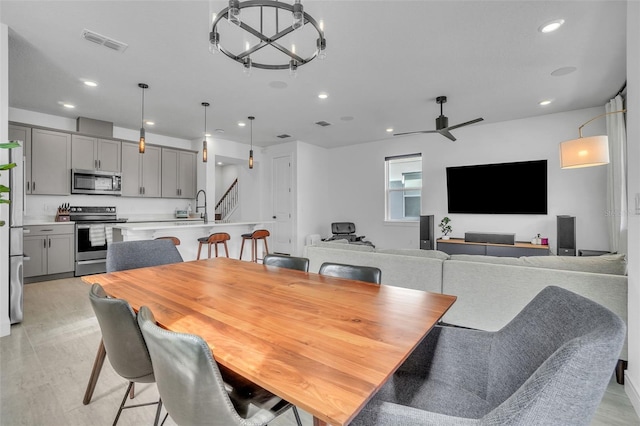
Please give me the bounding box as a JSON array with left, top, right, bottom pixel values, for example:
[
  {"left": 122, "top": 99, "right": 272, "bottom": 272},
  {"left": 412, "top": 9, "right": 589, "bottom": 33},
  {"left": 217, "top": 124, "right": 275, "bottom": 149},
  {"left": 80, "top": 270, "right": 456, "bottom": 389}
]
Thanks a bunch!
[
  {"left": 84, "top": 239, "right": 184, "bottom": 406},
  {"left": 106, "top": 239, "right": 183, "bottom": 272},
  {"left": 350, "top": 286, "right": 626, "bottom": 426},
  {"left": 263, "top": 253, "right": 310, "bottom": 272},
  {"left": 137, "top": 305, "right": 297, "bottom": 426},
  {"left": 319, "top": 262, "right": 382, "bottom": 284},
  {"left": 89, "top": 284, "right": 163, "bottom": 426}
]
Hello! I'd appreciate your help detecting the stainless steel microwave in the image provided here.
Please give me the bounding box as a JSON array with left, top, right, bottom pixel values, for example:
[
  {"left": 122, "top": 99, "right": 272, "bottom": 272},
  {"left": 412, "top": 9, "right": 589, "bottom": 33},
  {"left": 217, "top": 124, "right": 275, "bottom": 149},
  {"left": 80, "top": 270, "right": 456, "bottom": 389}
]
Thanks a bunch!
[{"left": 71, "top": 169, "right": 122, "bottom": 195}]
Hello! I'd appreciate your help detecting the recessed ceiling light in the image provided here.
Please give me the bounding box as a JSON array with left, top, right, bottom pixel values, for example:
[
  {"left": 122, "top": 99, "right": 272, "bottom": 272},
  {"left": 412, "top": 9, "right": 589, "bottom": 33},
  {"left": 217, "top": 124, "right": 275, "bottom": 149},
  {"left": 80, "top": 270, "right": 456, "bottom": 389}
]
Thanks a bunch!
[
  {"left": 539, "top": 100, "right": 553, "bottom": 106},
  {"left": 238, "top": 122, "right": 246, "bottom": 127},
  {"left": 62, "top": 103, "right": 75, "bottom": 109},
  {"left": 83, "top": 80, "right": 98, "bottom": 87},
  {"left": 386, "top": 128, "right": 394, "bottom": 133},
  {"left": 217, "top": 162, "right": 223, "bottom": 166},
  {"left": 205, "top": 132, "right": 212, "bottom": 137},
  {"left": 318, "top": 93, "right": 328, "bottom": 99},
  {"left": 551, "top": 66, "right": 577, "bottom": 77},
  {"left": 539, "top": 19, "right": 565, "bottom": 33},
  {"left": 145, "top": 121, "right": 155, "bottom": 126}
]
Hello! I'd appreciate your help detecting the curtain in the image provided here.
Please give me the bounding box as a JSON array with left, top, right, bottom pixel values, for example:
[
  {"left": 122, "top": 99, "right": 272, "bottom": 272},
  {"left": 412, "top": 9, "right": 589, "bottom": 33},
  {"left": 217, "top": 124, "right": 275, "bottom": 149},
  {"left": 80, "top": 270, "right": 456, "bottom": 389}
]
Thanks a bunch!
[{"left": 605, "top": 95, "right": 627, "bottom": 254}]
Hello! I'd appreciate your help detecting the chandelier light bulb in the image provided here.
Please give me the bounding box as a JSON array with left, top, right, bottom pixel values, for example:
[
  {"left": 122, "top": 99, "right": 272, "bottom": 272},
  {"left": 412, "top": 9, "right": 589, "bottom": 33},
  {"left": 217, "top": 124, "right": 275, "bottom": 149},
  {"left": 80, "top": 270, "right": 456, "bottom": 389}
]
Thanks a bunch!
[
  {"left": 209, "top": 31, "right": 220, "bottom": 54},
  {"left": 289, "top": 60, "right": 298, "bottom": 77},
  {"left": 228, "top": 0, "right": 241, "bottom": 26},
  {"left": 292, "top": 0, "right": 304, "bottom": 30},
  {"left": 317, "top": 38, "right": 327, "bottom": 60},
  {"left": 243, "top": 57, "right": 252, "bottom": 76}
]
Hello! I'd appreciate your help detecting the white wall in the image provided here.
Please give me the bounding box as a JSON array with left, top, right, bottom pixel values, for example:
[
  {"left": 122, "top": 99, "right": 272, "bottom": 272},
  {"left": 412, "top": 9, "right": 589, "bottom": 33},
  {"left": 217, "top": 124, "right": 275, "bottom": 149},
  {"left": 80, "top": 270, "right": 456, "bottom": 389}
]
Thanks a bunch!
[
  {"left": 296, "top": 141, "right": 329, "bottom": 254},
  {"left": 625, "top": 0, "right": 640, "bottom": 413},
  {"left": 0, "top": 23, "right": 10, "bottom": 337},
  {"left": 323, "top": 107, "right": 609, "bottom": 253}
]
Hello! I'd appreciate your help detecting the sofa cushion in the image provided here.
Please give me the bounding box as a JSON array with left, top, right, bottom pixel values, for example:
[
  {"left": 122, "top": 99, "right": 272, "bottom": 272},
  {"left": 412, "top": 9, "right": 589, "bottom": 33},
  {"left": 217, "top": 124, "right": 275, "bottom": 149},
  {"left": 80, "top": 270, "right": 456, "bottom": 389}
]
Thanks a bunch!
[
  {"left": 449, "top": 254, "right": 522, "bottom": 266},
  {"left": 376, "top": 248, "right": 451, "bottom": 260},
  {"left": 519, "top": 254, "right": 627, "bottom": 276},
  {"left": 313, "top": 240, "right": 375, "bottom": 252}
]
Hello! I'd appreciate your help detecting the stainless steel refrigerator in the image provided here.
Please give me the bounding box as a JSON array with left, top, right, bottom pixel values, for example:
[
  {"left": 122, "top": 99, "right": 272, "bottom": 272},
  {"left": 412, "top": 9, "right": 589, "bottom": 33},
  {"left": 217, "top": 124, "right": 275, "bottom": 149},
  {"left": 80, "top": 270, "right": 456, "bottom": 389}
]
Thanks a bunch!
[{"left": 8, "top": 143, "right": 24, "bottom": 324}]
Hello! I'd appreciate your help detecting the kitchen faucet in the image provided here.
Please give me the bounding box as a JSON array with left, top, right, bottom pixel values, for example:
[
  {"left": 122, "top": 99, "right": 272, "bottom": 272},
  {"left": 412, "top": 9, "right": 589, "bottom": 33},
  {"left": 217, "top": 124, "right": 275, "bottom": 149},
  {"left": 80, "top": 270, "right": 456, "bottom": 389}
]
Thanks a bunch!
[{"left": 196, "top": 190, "right": 208, "bottom": 224}]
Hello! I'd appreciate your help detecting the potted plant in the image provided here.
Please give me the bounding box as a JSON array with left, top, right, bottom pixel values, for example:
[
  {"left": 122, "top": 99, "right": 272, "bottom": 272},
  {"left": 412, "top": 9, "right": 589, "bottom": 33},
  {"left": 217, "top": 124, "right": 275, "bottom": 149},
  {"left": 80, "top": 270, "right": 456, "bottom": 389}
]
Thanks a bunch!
[
  {"left": 439, "top": 216, "right": 452, "bottom": 240},
  {"left": 0, "top": 141, "right": 19, "bottom": 227}
]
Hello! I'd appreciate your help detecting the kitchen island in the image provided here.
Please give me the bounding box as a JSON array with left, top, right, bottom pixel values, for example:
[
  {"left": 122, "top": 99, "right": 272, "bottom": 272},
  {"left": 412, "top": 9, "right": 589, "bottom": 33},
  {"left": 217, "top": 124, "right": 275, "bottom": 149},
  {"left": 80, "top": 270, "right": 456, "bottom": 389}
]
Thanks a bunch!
[{"left": 111, "top": 221, "right": 274, "bottom": 261}]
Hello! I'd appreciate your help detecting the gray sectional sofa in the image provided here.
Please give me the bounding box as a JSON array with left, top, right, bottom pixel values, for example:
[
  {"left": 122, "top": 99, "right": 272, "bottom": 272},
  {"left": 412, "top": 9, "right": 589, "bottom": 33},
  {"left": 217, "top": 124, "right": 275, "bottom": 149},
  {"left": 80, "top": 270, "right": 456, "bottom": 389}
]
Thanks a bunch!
[{"left": 303, "top": 241, "right": 629, "bottom": 374}]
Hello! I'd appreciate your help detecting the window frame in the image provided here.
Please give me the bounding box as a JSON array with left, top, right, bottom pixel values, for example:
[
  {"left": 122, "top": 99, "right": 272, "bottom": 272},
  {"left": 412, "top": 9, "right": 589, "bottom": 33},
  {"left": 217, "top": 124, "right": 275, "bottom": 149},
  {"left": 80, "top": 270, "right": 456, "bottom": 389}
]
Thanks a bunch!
[{"left": 384, "top": 153, "right": 422, "bottom": 222}]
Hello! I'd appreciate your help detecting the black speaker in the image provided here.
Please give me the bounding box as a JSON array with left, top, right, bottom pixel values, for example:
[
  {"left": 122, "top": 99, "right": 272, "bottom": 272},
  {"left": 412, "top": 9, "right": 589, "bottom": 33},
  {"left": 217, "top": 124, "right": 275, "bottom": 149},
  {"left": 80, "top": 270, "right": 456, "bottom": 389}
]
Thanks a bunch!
[
  {"left": 557, "top": 215, "right": 576, "bottom": 256},
  {"left": 420, "top": 215, "right": 434, "bottom": 250}
]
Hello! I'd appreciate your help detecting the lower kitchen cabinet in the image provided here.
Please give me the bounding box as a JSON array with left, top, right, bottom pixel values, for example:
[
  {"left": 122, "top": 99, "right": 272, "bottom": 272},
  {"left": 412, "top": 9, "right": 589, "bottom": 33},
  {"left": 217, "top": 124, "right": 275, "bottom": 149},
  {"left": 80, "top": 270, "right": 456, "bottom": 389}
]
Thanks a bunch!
[{"left": 24, "top": 224, "right": 75, "bottom": 279}]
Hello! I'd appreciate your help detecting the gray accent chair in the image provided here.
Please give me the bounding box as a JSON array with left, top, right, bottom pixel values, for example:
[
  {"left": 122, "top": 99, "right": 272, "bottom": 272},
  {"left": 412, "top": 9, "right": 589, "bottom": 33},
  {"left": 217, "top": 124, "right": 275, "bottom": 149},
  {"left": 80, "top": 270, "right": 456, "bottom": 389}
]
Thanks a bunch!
[
  {"left": 106, "top": 239, "right": 183, "bottom": 272},
  {"left": 89, "top": 284, "right": 162, "bottom": 425},
  {"left": 263, "top": 253, "right": 310, "bottom": 272},
  {"left": 137, "top": 305, "right": 296, "bottom": 426},
  {"left": 319, "top": 262, "right": 382, "bottom": 284},
  {"left": 350, "top": 286, "right": 626, "bottom": 426}
]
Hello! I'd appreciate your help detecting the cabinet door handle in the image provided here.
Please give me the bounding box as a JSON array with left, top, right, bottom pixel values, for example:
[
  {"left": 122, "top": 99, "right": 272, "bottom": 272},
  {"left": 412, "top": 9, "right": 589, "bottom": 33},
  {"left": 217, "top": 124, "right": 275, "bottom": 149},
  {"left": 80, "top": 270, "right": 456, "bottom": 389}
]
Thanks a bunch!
[
  {"left": 33, "top": 182, "right": 35, "bottom": 191},
  {"left": 26, "top": 182, "right": 30, "bottom": 191},
  {"left": 43, "top": 239, "right": 46, "bottom": 248},
  {"left": 98, "top": 160, "right": 101, "bottom": 169},
  {"left": 49, "top": 239, "right": 52, "bottom": 248},
  {"left": 94, "top": 159, "right": 98, "bottom": 169}
]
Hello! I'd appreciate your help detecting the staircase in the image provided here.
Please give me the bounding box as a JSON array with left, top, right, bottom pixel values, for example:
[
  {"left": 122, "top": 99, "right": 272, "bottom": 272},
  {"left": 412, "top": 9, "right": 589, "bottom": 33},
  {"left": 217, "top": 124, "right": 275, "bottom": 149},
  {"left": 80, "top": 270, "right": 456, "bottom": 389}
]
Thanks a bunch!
[{"left": 215, "top": 179, "right": 238, "bottom": 222}]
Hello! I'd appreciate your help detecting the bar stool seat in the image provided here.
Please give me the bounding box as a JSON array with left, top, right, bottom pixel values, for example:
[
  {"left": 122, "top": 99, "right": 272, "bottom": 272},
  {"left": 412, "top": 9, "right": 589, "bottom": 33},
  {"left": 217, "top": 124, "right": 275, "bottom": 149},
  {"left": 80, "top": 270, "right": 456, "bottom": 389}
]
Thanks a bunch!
[
  {"left": 197, "top": 232, "right": 230, "bottom": 259},
  {"left": 239, "top": 229, "right": 270, "bottom": 262}
]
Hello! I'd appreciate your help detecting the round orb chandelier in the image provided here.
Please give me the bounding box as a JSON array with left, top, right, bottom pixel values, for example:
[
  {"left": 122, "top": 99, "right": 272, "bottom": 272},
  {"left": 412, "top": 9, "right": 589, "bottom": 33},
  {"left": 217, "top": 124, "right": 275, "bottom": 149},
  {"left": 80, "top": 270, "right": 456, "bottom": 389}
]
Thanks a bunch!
[{"left": 209, "top": 0, "right": 327, "bottom": 73}]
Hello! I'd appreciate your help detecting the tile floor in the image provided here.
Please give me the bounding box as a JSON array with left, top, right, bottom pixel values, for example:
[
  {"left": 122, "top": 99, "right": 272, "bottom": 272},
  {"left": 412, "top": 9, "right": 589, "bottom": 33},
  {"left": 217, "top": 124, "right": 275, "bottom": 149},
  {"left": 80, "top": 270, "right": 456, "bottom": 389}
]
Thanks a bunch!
[{"left": 1, "top": 277, "right": 638, "bottom": 425}]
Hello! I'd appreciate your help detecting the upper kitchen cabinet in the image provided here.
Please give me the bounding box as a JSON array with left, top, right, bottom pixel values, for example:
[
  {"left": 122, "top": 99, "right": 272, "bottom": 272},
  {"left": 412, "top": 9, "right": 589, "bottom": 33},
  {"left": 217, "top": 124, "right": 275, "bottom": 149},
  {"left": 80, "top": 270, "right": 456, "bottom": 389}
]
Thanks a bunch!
[
  {"left": 121, "top": 141, "right": 161, "bottom": 197},
  {"left": 161, "top": 148, "right": 196, "bottom": 199},
  {"left": 8, "top": 124, "right": 31, "bottom": 193},
  {"left": 71, "top": 135, "right": 121, "bottom": 172},
  {"left": 30, "top": 129, "right": 71, "bottom": 195}
]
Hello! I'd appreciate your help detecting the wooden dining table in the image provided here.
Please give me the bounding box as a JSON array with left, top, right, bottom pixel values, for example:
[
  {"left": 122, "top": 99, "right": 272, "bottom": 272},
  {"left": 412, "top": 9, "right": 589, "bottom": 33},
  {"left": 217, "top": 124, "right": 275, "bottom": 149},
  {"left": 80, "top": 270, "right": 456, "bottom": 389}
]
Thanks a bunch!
[{"left": 82, "top": 257, "right": 456, "bottom": 426}]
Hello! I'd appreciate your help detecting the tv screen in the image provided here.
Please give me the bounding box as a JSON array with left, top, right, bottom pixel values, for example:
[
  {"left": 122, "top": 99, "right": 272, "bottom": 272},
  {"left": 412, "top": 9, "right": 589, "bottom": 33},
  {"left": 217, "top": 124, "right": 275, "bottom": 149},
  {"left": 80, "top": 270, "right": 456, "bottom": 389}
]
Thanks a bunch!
[{"left": 446, "top": 160, "right": 547, "bottom": 214}]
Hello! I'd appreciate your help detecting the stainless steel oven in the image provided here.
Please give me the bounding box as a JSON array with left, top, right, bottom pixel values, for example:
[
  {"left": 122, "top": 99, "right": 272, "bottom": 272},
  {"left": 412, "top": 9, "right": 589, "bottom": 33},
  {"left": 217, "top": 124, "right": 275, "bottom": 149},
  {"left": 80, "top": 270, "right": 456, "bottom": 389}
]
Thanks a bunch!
[{"left": 71, "top": 206, "right": 127, "bottom": 276}]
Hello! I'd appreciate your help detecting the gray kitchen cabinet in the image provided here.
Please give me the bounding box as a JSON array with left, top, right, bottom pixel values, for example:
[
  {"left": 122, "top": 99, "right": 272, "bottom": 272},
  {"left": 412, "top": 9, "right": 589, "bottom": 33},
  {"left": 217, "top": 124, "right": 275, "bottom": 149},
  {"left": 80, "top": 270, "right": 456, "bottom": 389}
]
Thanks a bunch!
[
  {"left": 23, "top": 225, "right": 75, "bottom": 278},
  {"left": 121, "top": 142, "right": 161, "bottom": 197},
  {"left": 8, "top": 124, "right": 31, "bottom": 194},
  {"left": 161, "top": 148, "right": 196, "bottom": 199},
  {"left": 72, "top": 135, "right": 121, "bottom": 172},
  {"left": 30, "top": 128, "right": 72, "bottom": 195}
]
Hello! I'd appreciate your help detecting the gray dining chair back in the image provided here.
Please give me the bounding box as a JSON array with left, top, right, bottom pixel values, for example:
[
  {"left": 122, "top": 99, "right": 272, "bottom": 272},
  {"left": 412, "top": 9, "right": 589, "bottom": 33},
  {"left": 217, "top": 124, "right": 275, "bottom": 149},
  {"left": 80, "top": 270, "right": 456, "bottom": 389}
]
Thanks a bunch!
[
  {"left": 106, "top": 239, "right": 183, "bottom": 272},
  {"left": 351, "top": 286, "right": 626, "bottom": 426},
  {"left": 137, "top": 306, "right": 294, "bottom": 426},
  {"left": 89, "top": 284, "right": 162, "bottom": 425},
  {"left": 319, "top": 262, "right": 382, "bottom": 284},
  {"left": 263, "top": 253, "right": 310, "bottom": 272}
]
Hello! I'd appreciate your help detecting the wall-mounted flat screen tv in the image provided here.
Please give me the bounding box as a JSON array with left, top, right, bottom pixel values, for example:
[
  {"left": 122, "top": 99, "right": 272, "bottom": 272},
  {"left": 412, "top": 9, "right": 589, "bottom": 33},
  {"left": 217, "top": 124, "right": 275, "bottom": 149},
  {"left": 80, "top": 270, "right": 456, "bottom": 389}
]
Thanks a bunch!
[{"left": 446, "top": 160, "right": 547, "bottom": 214}]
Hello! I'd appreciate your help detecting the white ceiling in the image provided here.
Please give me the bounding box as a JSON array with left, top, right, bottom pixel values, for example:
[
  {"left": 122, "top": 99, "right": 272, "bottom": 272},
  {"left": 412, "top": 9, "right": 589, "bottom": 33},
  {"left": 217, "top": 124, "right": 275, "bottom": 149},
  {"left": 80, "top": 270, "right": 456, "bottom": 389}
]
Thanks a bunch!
[{"left": 0, "top": 1, "right": 627, "bottom": 149}]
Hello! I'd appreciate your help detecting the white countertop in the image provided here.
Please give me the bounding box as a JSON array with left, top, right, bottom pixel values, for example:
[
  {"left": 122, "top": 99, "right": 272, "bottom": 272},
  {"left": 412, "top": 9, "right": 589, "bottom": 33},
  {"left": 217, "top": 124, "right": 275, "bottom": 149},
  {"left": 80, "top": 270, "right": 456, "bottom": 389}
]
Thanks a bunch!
[{"left": 112, "top": 220, "right": 273, "bottom": 231}]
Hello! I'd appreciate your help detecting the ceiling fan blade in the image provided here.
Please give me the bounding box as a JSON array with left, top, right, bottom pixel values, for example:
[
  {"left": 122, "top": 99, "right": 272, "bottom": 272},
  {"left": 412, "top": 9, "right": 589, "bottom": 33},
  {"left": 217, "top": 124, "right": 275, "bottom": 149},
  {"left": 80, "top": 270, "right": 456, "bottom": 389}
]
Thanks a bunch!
[
  {"left": 393, "top": 130, "right": 438, "bottom": 137},
  {"left": 446, "top": 117, "right": 484, "bottom": 131},
  {"left": 438, "top": 129, "right": 457, "bottom": 141}
]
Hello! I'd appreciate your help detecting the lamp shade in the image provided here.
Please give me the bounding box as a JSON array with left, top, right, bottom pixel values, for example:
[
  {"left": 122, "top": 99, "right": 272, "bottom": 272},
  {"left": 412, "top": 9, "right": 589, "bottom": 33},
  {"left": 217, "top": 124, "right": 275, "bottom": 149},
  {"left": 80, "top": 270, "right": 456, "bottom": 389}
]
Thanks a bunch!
[{"left": 559, "top": 135, "right": 609, "bottom": 169}]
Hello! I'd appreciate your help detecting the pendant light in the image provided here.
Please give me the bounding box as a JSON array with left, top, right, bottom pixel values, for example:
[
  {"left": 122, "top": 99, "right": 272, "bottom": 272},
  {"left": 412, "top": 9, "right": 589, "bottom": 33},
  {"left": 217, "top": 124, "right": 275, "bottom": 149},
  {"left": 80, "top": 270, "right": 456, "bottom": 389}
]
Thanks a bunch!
[
  {"left": 248, "top": 116, "right": 255, "bottom": 169},
  {"left": 201, "top": 102, "right": 210, "bottom": 163},
  {"left": 138, "top": 83, "right": 148, "bottom": 154}
]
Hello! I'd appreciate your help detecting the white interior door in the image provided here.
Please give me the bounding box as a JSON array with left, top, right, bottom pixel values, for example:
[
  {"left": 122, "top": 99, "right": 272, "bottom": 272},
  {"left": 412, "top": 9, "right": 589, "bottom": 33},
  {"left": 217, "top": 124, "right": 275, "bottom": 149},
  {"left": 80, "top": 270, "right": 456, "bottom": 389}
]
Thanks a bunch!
[{"left": 272, "top": 155, "right": 293, "bottom": 255}]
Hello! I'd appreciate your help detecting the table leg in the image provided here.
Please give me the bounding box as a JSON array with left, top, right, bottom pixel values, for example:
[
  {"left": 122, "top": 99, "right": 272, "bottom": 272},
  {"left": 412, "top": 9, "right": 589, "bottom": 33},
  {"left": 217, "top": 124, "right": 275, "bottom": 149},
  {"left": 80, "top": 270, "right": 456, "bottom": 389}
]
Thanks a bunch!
[
  {"left": 313, "top": 417, "right": 328, "bottom": 426},
  {"left": 83, "top": 339, "right": 106, "bottom": 405}
]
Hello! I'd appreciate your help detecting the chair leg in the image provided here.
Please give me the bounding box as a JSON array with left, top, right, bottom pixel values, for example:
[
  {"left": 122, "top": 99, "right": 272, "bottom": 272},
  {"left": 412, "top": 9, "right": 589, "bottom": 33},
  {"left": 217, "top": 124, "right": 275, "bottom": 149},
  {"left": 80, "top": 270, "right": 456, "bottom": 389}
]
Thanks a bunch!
[
  {"left": 223, "top": 241, "right": 229, "bottom": 257},
  {"left": 129, "top": 382, "right": 135, "bottom": 399},
  {"left": 239, "top": 238, "right": 246, "bottom": 260},
  {"left": 616, "top": 359, "right": 627, "bottom": 384},
  {"left": 292, "top": 406, "right": 303, "bottom": 426},
  {"left": 83, "top": 339, "right": 106, "bottom": 405},
  {"left": 113, "top": 381, "right": 134, "bottom": 426},
  {"left": 263, "top": 237, "right": 269, "bottom": 257},
  {"left": 153, "top": 398, "right": 163, "bottom": 426},
  {"left": 196, "top": 242, "right": 203, "bottom": 260},
  {"left": 214, "top": 243, "right": 219, "bottom": 258},
  {"left": 208, "top": 242, "right": 212, "bottom": 259}
]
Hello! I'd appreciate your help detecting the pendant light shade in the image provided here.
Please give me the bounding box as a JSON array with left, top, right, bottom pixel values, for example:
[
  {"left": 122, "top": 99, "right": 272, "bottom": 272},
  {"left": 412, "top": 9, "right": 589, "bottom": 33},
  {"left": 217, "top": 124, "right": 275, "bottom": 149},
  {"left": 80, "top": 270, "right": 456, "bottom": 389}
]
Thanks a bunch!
[
  {"left": 248, "top": 116, "right": 255, "bottom": 169},
  {"left": 138, "top": 83, "right": 148, "bottom": 154},
  {"left": 202, "top": 102, "right": 210, "bottom": 163}
]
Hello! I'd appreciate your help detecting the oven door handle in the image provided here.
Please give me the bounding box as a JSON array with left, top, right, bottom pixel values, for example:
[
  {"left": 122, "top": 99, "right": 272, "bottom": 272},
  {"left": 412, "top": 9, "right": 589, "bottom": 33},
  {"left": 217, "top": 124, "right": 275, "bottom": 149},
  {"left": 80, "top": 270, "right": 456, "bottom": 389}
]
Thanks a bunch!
[{"left": 77, "top": 224, "right": 99, "bottom": 229}]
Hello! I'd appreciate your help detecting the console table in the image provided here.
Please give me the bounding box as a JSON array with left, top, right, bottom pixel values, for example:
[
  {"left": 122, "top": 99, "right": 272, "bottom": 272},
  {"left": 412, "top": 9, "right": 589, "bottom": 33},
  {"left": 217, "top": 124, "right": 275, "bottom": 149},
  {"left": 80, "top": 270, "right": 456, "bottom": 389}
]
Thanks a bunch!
[{"left": 437, "top": 238, "right": 549, "bottom": 257}]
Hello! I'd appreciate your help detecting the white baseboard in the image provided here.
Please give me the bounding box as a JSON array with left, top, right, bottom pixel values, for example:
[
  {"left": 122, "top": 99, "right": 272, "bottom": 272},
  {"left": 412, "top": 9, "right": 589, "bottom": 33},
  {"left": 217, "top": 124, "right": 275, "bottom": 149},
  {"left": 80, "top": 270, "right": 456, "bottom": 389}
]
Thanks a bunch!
[{"left": 626, "top": 372, "right": 640, "bottom": 418}]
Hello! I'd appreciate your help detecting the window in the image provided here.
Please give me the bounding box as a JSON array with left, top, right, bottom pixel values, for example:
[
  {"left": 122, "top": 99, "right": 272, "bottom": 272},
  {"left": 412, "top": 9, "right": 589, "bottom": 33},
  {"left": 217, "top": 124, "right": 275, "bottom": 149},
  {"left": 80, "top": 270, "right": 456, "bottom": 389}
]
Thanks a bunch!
[{"left": 385, "top": 154, "right": 422, "bottom": 221}]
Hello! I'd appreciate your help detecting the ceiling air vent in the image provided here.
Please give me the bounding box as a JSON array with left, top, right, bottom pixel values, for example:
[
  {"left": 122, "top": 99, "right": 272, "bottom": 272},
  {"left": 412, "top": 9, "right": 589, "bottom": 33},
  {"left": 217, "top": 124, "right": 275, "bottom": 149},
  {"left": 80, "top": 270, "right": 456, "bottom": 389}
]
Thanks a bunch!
[
  {"left": 277, "top": 134, "right": 291, "bottom": 139},
  {"left": 81, "top": 29, "right": 128, "bottom": 53},
  {"left": 315, "top": 121, "right": 331, "bottom": 127}
]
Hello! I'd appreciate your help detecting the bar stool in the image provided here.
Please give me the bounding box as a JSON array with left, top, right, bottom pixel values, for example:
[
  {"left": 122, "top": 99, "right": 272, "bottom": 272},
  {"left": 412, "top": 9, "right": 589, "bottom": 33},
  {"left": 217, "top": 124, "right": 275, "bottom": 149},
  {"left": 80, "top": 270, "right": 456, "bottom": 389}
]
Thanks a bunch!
[
  {"left": 239, "top": 229, "right": 270, "bottom": 262},
  {"left": 196, "top": 232, "right": 230, "bottom": 259}
]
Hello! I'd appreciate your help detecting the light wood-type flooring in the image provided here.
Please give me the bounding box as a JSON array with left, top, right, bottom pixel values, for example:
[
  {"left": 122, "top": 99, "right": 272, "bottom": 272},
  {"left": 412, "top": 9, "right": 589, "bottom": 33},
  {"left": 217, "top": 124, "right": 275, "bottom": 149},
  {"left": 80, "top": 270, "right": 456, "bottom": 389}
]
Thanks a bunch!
[{"left": 1, "top": 278, "right": 638, "bottom": 425}]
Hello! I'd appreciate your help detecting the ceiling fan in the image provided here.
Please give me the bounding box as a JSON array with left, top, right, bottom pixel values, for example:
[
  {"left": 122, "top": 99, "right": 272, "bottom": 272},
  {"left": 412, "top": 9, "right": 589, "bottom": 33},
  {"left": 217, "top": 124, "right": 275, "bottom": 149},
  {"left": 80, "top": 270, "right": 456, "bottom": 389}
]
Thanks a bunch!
[{"left": 394, "top": 96, "right": 484, "bottom": 141}]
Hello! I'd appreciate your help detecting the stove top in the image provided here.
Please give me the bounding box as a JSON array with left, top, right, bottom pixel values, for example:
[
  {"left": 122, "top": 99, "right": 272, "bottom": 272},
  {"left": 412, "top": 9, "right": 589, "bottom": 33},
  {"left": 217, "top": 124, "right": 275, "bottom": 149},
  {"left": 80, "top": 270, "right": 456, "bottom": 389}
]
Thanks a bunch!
[{"left": 69, "top": 206, "right": 127, "bottom": 223}]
